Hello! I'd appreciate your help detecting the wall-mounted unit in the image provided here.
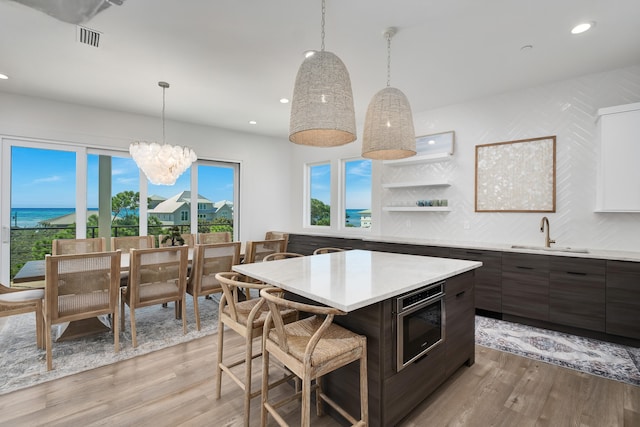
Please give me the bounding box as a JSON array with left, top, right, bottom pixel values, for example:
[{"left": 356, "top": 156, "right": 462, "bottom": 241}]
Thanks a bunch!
[{"left": 595, "top": 102, "right": 640, "bottom": 212}]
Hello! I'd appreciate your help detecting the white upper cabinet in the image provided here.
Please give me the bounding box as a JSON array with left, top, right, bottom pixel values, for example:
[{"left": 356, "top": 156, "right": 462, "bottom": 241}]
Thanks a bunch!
[{"left": 596, "top": 102, "right": 640, "bottom": 212}]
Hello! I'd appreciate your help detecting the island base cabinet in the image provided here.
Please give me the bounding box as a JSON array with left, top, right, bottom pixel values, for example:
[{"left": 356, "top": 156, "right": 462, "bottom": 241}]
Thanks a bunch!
[
  {"left": 383, "top": 343, "right": 446, "bottom": 426},
  {"left": 445, "top": 270, "right": 476, "bottom": 377}
]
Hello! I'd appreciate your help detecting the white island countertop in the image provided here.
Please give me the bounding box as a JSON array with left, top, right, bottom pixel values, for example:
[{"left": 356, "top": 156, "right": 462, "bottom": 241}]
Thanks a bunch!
[{"left": 233, "top": 249, "right": 482, "bottom": 312}]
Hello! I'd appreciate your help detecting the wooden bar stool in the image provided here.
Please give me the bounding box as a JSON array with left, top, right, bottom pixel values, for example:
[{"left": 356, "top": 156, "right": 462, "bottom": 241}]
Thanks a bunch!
[
  {"left": 260, "top": 287, "right": 368, "bottom": 427},
  {"left": 214, "top": 272, "right": 297, "bottom": 427}
]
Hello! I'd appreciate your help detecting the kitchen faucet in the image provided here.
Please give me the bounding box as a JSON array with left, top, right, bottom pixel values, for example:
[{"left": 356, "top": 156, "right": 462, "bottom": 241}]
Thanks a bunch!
[{"left": 540, "top": 216, "right": 555, "bottom": 248}]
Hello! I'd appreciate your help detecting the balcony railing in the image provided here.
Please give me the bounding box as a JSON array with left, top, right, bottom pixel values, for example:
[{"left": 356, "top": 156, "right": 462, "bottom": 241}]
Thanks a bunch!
[{"left": 9, "top": 223, "right": 231, "bottom": 281}]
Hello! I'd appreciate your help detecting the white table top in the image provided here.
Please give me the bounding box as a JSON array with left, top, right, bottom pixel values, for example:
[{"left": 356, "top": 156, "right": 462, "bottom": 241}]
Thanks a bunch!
[{"left": 233, "top": 249, "right": 482, "bottom": 312}]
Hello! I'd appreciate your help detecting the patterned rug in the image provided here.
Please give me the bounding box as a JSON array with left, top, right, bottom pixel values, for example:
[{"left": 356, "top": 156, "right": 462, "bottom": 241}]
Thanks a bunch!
[
  {"left": 2, "top": 309, "right": 639, "bottom": 396},
  {"left": 0, "top": 295, "right": 221, "bottom": 396},
  {"left": 475, "top": 316, "right": 640, "bottom": 387}
]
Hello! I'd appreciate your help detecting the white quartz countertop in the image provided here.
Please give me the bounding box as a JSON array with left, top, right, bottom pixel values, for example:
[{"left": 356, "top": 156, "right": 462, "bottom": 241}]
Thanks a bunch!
[{"left": 233, "top": 249, "right": 481, "bottom": 312}]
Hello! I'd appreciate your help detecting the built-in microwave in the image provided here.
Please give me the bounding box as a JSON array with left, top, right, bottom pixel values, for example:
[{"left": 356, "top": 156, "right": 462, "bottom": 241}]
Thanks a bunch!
[{"left": 395, "top": 281, "right": 445, "bottom": 371}]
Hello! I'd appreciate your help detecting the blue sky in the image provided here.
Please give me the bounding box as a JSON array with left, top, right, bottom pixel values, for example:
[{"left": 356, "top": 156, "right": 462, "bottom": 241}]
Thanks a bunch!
[
  {"left": 11, "top": 146, "right": 234, "bottom": 208},
  {"left": 310, "top": 160, "right": 371, "bottom": 209}
]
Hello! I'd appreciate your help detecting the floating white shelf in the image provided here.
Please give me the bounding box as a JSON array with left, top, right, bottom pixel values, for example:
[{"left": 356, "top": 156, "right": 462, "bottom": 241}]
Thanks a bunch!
[
  {"left": 382, "top": 180, "right": 450, "bottom": 189},
  {"left": 383, "top": 206, "right": 451, "bottom": 212},
  {"left": 383, "top": 152, "right": 452, "bottom": 166}
]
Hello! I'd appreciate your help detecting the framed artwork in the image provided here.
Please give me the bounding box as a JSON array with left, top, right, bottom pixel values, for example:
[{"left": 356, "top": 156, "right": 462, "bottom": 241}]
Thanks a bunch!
[{"left": 475, "top": 136, "right": 556, "bottom": 212}]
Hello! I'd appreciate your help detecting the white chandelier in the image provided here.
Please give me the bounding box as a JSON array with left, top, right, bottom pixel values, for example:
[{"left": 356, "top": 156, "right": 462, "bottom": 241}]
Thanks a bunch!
[{"left": 130, "top": 82, "right": 197, "bottom": 185}]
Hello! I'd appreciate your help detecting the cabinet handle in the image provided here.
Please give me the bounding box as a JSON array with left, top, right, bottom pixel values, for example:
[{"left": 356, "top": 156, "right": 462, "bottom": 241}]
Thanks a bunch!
[
  {"left": 465, "top": 251, "right": 482, "bottom": 256},
  {"left": 456, "top": 290, "right": 466, "bottom": 298},
  {"left": 516, "top": 266, "right": 533, "bottom": 270},
  {"left": 567, "top": 271, "right": 587, "bottom": 276}
]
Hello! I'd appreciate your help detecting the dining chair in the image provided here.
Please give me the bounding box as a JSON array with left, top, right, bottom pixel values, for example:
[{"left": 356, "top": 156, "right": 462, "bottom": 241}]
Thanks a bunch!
[
  {"left": 214, "top": 272, "right": 297, "bottom": 427},
  {"left": 262, "top": 252, "right": 304, "bottom": 262},
  {"left": 187, "top": 242, "right": 241, "bottom": 331},
  {"left": 43, "top": 251, "right": 121, "bottom": 370},
  {"left": 244, "top": 238, "right": 287, "bottom": 264},
  {"left": 52, "top": 237, "right": 106, "bottom": 255},
  {"left": 110, "top": 235, "right": 155, "bottom": 251},
  {"left": 260, "top": 287, "right": 368, "bottom": 427},
  {"left": 121, "top": 246, "right": 189, "bottom": 348},
  {"left": 158, "top": 233, "right": 196, "bottom": 248},
  {"left": 198, "top": 232, "right": 232, "bottom": 244},
  {"left": 312, "top": 247, "right": 345, "bottom": 255},
  {"left": 265, "top": 231, "right": 289, "bottom": 252},
  {"left": 0, "top": 283, "right": 44, "bottom": 349}
]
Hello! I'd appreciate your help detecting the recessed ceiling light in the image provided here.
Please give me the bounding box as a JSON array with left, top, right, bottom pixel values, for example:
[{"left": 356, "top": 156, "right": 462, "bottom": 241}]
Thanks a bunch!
[
  {"left": 0, "top": 73, "right": 8, "bottom": 80},
  {"left": 248, "top": 120, "right": 257, "bottom": 125},
  {"left": 520, "top": 44, "right": 533, "bottom": 52},
  {"left": 571, "top": 22, "right": 595, "bottom": 34},
  {"left": 279, "top": 98, "right": 290, "bottom": 104}
]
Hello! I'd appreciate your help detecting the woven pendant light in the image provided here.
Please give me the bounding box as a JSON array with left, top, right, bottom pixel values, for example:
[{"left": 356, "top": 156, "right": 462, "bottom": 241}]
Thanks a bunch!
[
  {"left": 289, "top": 0, "right": 356, "bottom": 147},
  {"left": 362, "top": 28, "right": 416, "bottom": 160}
]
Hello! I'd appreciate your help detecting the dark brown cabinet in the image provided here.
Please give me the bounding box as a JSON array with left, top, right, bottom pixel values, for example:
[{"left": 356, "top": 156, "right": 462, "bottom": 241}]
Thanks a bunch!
[
  {"left": 606, "top": 260, "right": 640, "bottom": 340},
  {"left": 444, "top": 270, "right": 475, "bottom": 377},
  {"left": 450, "top": 248, "right": 502, "bottom": 312},
  {"left": 549, "top": 257, "right": 606, "bottom": 332},
  {"left": 502, "top": 252, "right": 550, "bottom": 321}
]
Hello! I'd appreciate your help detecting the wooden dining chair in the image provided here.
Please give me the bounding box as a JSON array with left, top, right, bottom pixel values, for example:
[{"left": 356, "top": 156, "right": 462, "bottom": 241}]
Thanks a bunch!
[
  {"left": 110, "top": 235, "right": 155, "bottom": 251},
  {"left": 0, "top": 283, "right": 44, "bottom": 350},
  {"left": 187, "top": 242, "right": 241, "bottom": 330},
  {"left": 260, "top": 287, "right": 368, "bottom": 427},
  {"left": 244, "top": 238, "right": 287, "bottom": 264},
  {"left": 52, "top": 237, "right": 106, "bottom": 255},
  {"left": 198, "top": 232, "right": 232, "bottom": 244},
  {"left": 265, "top": 231, "right": 289, "bottom": 252},
  {"left": 214, "top": 272, "right": 298, "bottom": 427},
  {"left": 43, "top": 251, "right": 121, "bottom": 370},
  {"left": 312, "top": 247, "right": 345, "bottom": 255},
  {"left": 262, "top": 252, "right": 304, "bottom": 262},
  {"left": 121, "top": 246, "right": 189, "bottom": 348}
]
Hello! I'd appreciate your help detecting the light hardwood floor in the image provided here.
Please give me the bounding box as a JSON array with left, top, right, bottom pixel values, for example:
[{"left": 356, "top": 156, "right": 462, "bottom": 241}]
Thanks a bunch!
[{"left": 0, "top": 331, "right": 638, "bottom": 426}]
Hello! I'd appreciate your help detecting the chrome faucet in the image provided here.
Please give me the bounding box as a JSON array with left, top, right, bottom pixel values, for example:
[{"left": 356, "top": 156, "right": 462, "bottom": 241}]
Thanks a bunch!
[{"left": 540, "top": 216, "right": 555, "bottom": 248}]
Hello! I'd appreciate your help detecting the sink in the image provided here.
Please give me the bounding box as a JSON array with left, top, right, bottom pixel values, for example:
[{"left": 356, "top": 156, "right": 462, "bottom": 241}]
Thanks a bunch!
[{"left": 511, "top": 245, "right": 589, "bottom": 254}]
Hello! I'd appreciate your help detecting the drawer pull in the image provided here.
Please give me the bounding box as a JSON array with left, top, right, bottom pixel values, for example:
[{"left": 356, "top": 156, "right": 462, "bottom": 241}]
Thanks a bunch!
[
  {"left": 456, "top": 291, "right": 466, "bottom": 298},
  {"left": 567, "top": 271, "right": 587, "bottom": 276},
  {"left": 516, "top": 266, "right": 533, "bottom": 270}
]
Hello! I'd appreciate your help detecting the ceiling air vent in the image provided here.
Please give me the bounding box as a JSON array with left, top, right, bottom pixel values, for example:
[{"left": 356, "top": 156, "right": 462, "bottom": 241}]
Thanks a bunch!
[{"left": 77, "top": 26, "right": 101, "bottom": 48}]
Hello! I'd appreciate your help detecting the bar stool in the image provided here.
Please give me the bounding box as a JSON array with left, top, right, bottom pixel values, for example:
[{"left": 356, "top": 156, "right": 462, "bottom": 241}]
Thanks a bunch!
[
  {"left": 214, "top": 272, "right": 297, "bottom": 427},
  {"left": 260, "top": 287, "right": 368, "bottom": 427}
]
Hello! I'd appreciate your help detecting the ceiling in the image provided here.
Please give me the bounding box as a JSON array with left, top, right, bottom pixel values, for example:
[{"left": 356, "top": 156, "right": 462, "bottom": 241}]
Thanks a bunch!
[{"left": 1, "top": 0, "right": 639, "bottom": 140}]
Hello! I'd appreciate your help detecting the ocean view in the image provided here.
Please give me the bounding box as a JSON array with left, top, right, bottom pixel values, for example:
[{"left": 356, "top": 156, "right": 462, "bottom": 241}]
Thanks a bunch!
[
  {"left": 10, "top": 208, "right": 99, "bottom": 228},
  {"left": 345, "top": 208, "right": 369, "bottom": 227}
]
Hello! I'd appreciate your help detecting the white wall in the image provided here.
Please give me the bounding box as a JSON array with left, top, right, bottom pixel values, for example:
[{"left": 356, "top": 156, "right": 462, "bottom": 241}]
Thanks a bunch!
[
  {"left": 0, "top": 92, "right": 293, "bottom": 242},
  {"left": 288, "top": 64, "right": 640, "bottom": 252}
]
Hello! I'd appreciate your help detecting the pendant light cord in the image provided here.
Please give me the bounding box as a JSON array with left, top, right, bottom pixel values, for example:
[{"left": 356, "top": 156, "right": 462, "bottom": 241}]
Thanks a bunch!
[
  {"left": 158, "top": 81, "right": 169, "bottom": 145},
  {"left": 162, "top": 86, "right": 166, "bottom": 144},
  {"left": 320, "top": 0, "right": 326, "bottom": 52},
  {"left": 386, "top": 32, "right": 392, "bottom": 87}
]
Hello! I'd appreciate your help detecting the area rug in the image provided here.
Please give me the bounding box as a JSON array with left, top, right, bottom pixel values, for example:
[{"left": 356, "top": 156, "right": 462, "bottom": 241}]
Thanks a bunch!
[
  {"left": 0, "top": 295, "right": 221, "bottom": 396},
  {"left": 475, "top": 316, "right": 640, "bottom": 387}
]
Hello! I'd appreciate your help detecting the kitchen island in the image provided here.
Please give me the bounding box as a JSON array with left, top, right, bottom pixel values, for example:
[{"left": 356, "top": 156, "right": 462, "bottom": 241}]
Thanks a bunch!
[{"left": 234, "top": 249, "right": 482, "bottom": 426}]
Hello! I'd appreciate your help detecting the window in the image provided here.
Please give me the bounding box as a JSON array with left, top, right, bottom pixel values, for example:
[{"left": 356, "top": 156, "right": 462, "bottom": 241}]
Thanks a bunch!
[
  {"left": 344, "top": 159, "right": 372, "bottom": 229},
  {"left": 308, "top": 163, "right": 331, "bottom": 226},
  {"left": 197, "top": 163, "right": 237, "bottom": 239}
]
